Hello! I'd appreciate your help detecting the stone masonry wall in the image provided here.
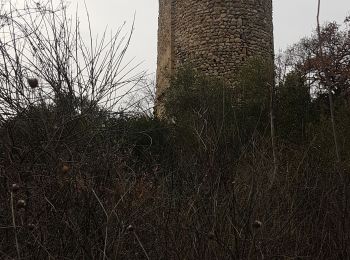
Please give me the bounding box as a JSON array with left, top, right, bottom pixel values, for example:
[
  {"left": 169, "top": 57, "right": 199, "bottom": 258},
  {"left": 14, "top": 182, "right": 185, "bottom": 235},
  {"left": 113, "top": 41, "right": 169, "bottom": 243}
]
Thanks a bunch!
[
  {"left": 156, "top": 0, "right": 173, "bottom": 99},
  {"left": 156, "top": 0, "right": 274, "bottom": 112}
]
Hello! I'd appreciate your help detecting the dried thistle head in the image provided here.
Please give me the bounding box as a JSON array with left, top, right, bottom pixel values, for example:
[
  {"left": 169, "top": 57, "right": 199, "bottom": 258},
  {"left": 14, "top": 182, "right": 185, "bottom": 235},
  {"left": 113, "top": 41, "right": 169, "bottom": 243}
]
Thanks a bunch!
[
  {"left": 17, "top": 199, "right": 26, "bottom": 209},
  {"left": 27, "top": 223, "right": 36, "bottom": 230},
  {"left": 126, "top": 225, "right": 134, "bottom": 232},
  {"left": 252, "top": 220, "right": 262, "bottom": 229},
  {"left": 208, "top": 231, "right": 215, "bottom": 240},
  {"left": 11, "top": 183, "right": 20, "bottom": 193},
  {"left": 61, "top": 163, "right": 70, "bottom": 174},
  {"left": 27, "top": 78, "right": 39, "bottom": 89}
]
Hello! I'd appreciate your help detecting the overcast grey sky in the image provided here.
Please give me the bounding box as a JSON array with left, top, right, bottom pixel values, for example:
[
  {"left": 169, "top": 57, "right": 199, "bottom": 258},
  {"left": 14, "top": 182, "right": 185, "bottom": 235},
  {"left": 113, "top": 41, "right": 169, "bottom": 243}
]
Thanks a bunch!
[{"left": 66, "top": 0, "right": 349, "bottom": 77}]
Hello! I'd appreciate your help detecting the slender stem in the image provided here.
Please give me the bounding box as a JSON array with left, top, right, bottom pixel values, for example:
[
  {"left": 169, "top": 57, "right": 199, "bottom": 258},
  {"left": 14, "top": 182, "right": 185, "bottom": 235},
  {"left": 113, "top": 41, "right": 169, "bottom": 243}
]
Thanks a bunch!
[
  {"left": 270, "top": 81, "right": 278, "bottom": 187},
  {"left": 133, "top": 231, "right": 150, "bottom": 260},
  {"left": 10, "top": 192, "right": 21, "bottom": 260},
  {"left": 316, "top": 0, "right": 341, "bottom": 162}
]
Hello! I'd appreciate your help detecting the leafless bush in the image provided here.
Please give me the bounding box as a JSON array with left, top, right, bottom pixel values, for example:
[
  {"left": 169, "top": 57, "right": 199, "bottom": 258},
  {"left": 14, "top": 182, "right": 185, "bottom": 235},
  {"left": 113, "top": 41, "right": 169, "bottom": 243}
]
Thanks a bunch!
[
  {"left": 0, "top": 0, "right": 145, "bottom": 124},
  {"left": 0, "top": 1, "right": 349, "bottom": 259}
]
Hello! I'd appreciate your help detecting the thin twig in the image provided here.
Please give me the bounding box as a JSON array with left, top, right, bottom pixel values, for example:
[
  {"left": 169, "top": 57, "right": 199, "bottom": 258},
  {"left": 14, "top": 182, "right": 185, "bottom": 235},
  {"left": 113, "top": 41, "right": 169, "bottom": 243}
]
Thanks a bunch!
[
  {"left": 133, "top": 231, "right": 150, "bottom": 260},
  {"left": 10, "top": 192, "right": 21, "bottom": 260},
  {"left": 92, "top": 188, "right": 108, "bottom": 260},
  {"left": 316, "top": 0, "right": 341, "bottom": 162}
]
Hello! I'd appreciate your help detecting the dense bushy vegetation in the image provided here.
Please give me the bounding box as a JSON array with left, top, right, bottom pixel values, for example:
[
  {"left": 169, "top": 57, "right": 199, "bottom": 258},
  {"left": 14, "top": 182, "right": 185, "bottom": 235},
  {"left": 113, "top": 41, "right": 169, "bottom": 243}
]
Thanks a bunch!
[{"left": 1, "top": 2, "right": 349, "bottom": 259}]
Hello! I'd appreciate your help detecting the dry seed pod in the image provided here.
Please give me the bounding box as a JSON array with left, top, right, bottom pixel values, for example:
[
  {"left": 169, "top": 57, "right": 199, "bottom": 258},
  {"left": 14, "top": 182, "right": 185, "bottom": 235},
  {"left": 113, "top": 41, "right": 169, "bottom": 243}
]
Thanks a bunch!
[
  {"left": 252, "top": 220, "right": 262, "bottom": 229},
  {"left": 11, "top": 183, "right": 20, "bottom": 193},
  {"left": 208, "top": 231, "right": 215, "bottom": 240},
  {"left": 126, "top": 225, "right": 134, "bottom": 232},
  {"left": 27, "top": 78, "right": 39, "bottom": 89},
  {"left": 17, "top": 199, "right": 26, "bottom": 209},
  {"left": 62, "top": 164, "right": 70, "bottom": 174},
  {"left": 27, "top": 223, "right": 36, "bottom": 230}
]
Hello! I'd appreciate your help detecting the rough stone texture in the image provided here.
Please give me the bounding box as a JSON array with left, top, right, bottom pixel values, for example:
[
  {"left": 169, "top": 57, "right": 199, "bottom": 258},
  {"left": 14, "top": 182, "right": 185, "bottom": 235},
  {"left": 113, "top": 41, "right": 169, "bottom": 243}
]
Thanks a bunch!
[
  {"left": 156, "top": 0, "right": 173, "bottom": 96},
  {"left": 156, "top": 0, "right": 274, "bottom": 114}
]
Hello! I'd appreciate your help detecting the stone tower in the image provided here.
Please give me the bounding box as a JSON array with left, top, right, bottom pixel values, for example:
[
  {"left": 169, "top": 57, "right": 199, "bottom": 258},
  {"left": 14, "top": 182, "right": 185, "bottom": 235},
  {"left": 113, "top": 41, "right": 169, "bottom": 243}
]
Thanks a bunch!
[{"left": 156, "top": 0, "right": 274, "bottom": 113}]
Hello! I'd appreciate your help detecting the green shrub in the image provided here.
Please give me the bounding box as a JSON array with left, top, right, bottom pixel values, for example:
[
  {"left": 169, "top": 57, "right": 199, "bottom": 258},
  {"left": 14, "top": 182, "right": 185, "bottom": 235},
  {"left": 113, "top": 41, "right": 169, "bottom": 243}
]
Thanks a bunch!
[{"left": 275, "top": 71, "right": 315, "bottom": 143}]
